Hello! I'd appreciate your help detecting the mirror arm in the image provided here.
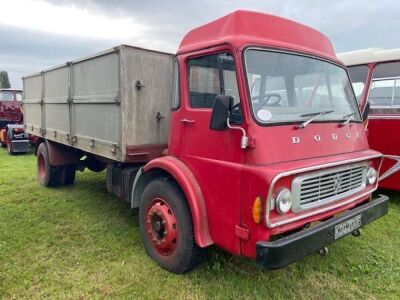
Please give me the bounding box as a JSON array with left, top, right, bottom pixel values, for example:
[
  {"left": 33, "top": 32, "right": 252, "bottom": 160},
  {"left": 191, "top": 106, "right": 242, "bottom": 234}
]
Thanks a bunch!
[{"left": 227, "top": 118, "right": 248, "bottom": 149}]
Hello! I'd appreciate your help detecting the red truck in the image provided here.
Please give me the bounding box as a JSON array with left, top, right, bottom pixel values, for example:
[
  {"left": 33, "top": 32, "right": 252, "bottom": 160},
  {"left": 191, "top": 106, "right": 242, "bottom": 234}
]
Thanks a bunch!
[
  {"left": 23, "top": 11, "right": 389, "bottom": 273},
  {"left": 339, "top": 48, "right": 400, "bottom": 190},
  {"left": 0, "top": 88, "right": 30, "bottom": 154}
]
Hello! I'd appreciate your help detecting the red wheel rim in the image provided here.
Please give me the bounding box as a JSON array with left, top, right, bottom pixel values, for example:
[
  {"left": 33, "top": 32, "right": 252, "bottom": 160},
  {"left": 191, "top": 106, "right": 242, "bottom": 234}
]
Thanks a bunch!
[
  {"left": 145, "top": 198, "right": 178, "bottom": 256},
  {"left": 38, "top": 153, "right": 46, "bottom": 181}
]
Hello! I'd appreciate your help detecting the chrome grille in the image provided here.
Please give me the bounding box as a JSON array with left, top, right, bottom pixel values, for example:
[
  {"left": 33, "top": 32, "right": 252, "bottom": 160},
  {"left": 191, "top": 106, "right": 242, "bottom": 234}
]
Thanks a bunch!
[{"left": 291, "top": 164, "right": 367, "bottom": 212}]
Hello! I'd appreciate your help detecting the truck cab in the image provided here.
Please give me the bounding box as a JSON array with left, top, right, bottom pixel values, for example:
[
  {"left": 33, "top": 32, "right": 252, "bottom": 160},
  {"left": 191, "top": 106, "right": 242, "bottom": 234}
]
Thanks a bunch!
[
  {"left": 24, "top": 11, "right": 389, "bottom": 273},
  {"left": 164, "top": 11, "right": 387, "bottom": 267},
  {"left": 0, "top": 88, "right": 23, "bottom": 129}
]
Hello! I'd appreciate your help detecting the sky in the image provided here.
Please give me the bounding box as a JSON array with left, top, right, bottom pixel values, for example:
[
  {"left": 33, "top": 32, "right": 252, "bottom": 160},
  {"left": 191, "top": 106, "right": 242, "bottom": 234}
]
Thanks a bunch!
[{"left": 1, "top": 0, "right": 399, "bottom": 89}]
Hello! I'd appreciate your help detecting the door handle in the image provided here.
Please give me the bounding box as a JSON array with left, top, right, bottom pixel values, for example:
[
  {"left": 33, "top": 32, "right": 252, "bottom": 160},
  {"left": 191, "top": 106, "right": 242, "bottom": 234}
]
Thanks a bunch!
[{"left": 181, "top": 118, "right": 195, "bottom": 124}]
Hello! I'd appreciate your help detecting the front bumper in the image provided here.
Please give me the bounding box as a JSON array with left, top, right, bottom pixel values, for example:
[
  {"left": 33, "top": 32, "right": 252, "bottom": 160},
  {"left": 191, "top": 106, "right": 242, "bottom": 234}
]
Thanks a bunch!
[
  {"left": 11, "top": 139, "right": 29, "bottom": 153},
  {"left": 256, "top": 195, "right": 389, "bottom": 270}
]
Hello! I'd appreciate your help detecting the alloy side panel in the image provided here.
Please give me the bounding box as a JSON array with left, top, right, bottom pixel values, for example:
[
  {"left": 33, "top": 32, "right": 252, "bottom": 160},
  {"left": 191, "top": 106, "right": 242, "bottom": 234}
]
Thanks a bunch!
[
  {"left": 72, "top": 51, "right": 122, "bottom": 160},
  {"left": 23, "top": 49, "right": 123, "bottom": 161},
  {"left": 43, "top": 66, "right": 70, "bottom": 142},
  {"left": 23, "top": 74, "right": 42, "bottom": 137},
  {"left": 23, "top": 45, "right": 174, "bottom": 163}
]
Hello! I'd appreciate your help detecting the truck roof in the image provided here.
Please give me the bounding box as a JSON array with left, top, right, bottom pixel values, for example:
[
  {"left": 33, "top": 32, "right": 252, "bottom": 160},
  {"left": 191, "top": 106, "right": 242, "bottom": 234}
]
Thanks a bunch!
[
  {"left": 178, "top": 10, "right": 338, "bottom": 62},
  {"left": 338, "top": 48, "right": 400, "bottom": 66}
]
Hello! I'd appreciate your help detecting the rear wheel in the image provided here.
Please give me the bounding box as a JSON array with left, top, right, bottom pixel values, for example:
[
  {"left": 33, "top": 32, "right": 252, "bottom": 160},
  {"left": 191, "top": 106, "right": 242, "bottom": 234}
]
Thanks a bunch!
[
  {"left": 7, "top": 142, "right": 14, "bottom": 155},
  {"left": 62, "top": 165, "right": 76, "bottom": 185},
  {"left": 0, "top": 140, "right": 6, "bottom": 148},
  {"left": 37, "top": 142, "right": 63, "bottom": 187},
  {"left": 139, "top": 178, "right": 203, "bottom": 274}
]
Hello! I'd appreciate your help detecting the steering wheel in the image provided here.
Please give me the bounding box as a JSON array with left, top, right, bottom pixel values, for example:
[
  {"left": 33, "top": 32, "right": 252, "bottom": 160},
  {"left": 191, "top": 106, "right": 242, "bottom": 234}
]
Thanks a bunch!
[
  {"left": 231, "top": 102, "right": 241, "bottom": 111},
  {"left": 229, "top": 102, "right": 243, "bottom": 124},
  {"left": 252, "top": 93, "right": 282, "bottom": 106}
]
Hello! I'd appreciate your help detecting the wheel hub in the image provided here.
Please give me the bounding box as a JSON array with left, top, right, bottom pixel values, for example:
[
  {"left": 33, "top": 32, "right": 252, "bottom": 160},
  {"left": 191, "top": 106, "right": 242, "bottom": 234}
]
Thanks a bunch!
[{"left": 146, "top": 198, "right": 178, "bottom": 256}]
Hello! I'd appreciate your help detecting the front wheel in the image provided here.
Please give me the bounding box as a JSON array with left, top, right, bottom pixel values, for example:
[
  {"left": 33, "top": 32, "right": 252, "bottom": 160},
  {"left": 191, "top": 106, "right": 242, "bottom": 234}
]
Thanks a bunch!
[{"left": 139, "top": 178, "right": 203, "bottom": 274}]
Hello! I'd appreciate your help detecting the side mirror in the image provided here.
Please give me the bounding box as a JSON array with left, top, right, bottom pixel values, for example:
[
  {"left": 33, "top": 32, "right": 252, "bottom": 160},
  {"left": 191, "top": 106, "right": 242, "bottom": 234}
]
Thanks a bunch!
[
  {"left": 210, "top": 95, "right": 233, "bottom": 131},
  {"left": 362, "top": 101, "right": 370, "bottom": 121}
]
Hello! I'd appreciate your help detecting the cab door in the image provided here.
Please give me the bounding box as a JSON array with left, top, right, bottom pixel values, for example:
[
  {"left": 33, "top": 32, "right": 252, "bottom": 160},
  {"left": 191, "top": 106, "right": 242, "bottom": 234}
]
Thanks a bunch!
[{"left": 178, "top": 50, "right": 246, "bottom": 254}]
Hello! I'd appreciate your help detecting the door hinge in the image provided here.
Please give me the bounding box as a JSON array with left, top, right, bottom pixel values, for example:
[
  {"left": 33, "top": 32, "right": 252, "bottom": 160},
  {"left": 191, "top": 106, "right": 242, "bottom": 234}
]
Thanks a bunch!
[
  {"left": 247, "top": 136, "right": 256, "bottom": 148},
  {"left": 235, "top": 225, "right": 249, "bottom": 240}
]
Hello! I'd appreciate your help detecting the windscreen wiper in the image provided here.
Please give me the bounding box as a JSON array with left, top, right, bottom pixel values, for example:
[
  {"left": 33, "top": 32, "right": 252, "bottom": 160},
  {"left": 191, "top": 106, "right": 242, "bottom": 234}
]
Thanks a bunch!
[
  {"left": 340, "top": 112, "right": 355, "bottom": 127},
  {"left": 296, "top": 110, "right": 335, "bottom": 129}
]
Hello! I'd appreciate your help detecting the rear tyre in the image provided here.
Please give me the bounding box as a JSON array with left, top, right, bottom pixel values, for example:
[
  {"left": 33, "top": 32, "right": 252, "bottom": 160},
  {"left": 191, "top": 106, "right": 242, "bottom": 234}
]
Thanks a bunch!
[
  {"left": 139, "top": 178, "right": 204, "bottom": 274},
  {"left": 0, "top": 140, "right": 6, "bottom": 148},
  {"left": 62, "top": 165, "right": 76, "bottom": 185},
  {"left": 7, "top": 142, "right": 14, "bottom": 155},
  {"left": 7, "top": 143, "right": 14, "bottom": 155},
  {"left": 37, "top": 142, "right": 63, "bottom": 187}
]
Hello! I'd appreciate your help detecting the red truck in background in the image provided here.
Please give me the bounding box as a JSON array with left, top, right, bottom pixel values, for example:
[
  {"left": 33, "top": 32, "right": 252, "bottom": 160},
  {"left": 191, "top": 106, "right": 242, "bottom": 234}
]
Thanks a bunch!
[
  {"left": 339, "top": 48, "right": 400, "bottom": 190},
  {"left": 0, "top": 88, "right": 23, "bottom": 128},
  {"left": 23, "top": 11, "right": 389, "bottom": 273},
  {"left": 0, "top": 88, "right": 30, "bottom": 154}
]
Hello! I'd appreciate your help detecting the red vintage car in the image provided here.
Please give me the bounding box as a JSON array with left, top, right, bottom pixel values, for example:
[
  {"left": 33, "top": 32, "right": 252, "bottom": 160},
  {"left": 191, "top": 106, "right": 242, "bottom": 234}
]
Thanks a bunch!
[{"left": 339, "top": 48, "right": 400, "bottom": 190}]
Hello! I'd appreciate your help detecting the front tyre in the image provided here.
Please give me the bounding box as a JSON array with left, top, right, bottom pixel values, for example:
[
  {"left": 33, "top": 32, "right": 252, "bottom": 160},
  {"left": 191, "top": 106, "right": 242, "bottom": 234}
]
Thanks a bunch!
[{"left": 139, "top": 178, "right": 203, "bottom": 274}]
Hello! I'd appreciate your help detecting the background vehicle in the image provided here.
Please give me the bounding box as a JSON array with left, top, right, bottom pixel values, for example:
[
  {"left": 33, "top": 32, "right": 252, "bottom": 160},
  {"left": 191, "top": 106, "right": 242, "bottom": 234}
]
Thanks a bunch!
[
  {"left": 0, "top": 124, "right": 29, "bottom": 155},
  {"left": 0, "top": 88, "right": 31, "bottom": 154},
  {"left": 339, "top": 48, "right": 400, "bottom": 190},
  {"left": 23, "top": 11, "right": 388, "bottom": 273},
  {"left": 0, "top": 88, "right": 23, "bottom": 129}
]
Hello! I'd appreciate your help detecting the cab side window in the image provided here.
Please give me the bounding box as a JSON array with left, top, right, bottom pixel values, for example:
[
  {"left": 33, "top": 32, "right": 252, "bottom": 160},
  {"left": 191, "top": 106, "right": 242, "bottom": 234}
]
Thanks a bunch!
[
  {"left": 368, "top": 62, "right": 400, "bottom": 108},
  {"left": 188, "top": 53, "right": 241, "bottom": 110}
]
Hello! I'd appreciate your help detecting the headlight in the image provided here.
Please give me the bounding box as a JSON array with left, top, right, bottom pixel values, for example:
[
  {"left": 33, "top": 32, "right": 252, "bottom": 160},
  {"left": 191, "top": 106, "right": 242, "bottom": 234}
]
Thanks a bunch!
[
  {"left": 367, "top": 167, "right": 378, "bottom": 185},
  {"left": 275, "top": 188, "right": 292, "bottom": 214}
]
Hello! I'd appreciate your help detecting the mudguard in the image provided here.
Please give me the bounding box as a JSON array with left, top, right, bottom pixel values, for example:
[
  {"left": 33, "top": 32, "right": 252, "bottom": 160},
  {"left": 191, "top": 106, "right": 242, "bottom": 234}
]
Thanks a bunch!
[{"left": 140, "top": 156, "right": 213, "bottom": 248}]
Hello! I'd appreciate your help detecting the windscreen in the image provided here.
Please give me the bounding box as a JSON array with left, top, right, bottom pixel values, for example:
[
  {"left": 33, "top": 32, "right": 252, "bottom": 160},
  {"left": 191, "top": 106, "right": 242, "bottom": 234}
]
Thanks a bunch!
[
  {"left": 0, "top": 91, "right": 14, "bottom": 102},
  {"left": 347, "top": 65, "right": 369, "bottom": 103},
  {"left": 245, "top": 49, "right": 361, "bottom": 124}
]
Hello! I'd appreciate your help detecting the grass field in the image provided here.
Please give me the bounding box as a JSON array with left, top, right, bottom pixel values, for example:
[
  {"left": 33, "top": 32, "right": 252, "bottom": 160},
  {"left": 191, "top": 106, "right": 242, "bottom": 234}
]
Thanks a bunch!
[{"left": 0, "top": 149, "right": 399, "bottom": 299}]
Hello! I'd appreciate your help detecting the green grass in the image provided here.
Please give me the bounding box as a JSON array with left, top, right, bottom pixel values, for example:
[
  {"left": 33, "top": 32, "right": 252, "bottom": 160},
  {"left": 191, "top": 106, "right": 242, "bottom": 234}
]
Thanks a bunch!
[{"left": 0, "top": 149, "right": 400, "bottom": 299}]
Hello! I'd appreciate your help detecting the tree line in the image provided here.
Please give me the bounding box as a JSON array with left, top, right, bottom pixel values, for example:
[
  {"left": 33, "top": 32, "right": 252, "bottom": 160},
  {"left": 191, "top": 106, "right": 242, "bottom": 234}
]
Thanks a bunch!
[{"left": 0, "top": 71, "right": 11, "bottom": 88}]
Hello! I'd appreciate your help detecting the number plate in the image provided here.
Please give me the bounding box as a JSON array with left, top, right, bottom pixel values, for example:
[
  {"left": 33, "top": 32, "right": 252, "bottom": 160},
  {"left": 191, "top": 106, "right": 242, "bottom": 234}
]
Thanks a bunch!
[{"left": 334, "top": 215, "right": 361, "bottom": 239}]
